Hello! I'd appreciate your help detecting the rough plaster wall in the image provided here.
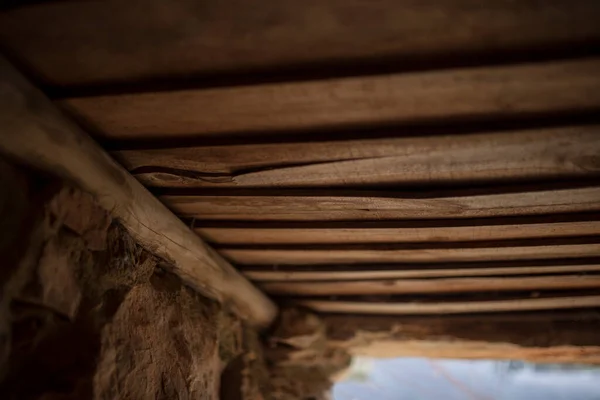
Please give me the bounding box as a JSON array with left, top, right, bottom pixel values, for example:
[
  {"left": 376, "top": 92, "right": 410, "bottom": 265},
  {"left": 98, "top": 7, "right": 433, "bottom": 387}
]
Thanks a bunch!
[{"left": 0, "top": 159, "right": 241, "bottom": 400}]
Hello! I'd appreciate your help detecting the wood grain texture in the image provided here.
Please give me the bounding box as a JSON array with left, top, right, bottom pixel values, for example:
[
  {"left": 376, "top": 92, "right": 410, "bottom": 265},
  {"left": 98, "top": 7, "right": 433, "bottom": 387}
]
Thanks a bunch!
[
  {"left": 0, "top": 56, "right": 276, "bottom": 328},
  {"left": 221, "top": 243, "right": 600, "bottom": 265},
  {"left": 60, "top": 58, "right": 600, "bottom": 139},
  {"left": 324, "top": 313, "right": 600, "bottom": 363},
  {"left": 162, "top": 186, "right": 600, "bottom": 221},
  {"left": 259, "top": 275, "right": 600, "bottom": 296},
  {"left": 197, "top": 220, "right": 600, "bottom": 245},
  {"left": 322, "top": 313, "right": 600, "bottom": 363},
  {"left": 296, "top": 296, "right": 600, "bottom": 314},
  {"left": 1, "top": 0, "right": 599, "bottom": 87},
  {"left": 243, "top": 264, "right": 600, "bottom": 281},
  {"left": 119, "top": 125, "right": 600, "bottom": 188}
]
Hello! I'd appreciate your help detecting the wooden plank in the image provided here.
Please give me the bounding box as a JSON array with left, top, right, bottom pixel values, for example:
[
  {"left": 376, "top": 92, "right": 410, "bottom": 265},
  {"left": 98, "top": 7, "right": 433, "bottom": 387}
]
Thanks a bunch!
[
  {"left": 60, "top": 58, "right": 600, "bottom": 139},
  {"left": 197, "top": 220, "right": 600, "bottom": 245},
  {"left": 259, "top": 275, "right": 600, "bottom": 296},
  {"left": 295, "top": 296, "right": 600, "bottom": 314},
  {"left": 321, "top": 313, "right": 600, "bottom": 364},
  {"left": 323, "top": 312, "right": 600, "bottom": 340},
  {"left": 221, "top": 243, "right": 600, "bottom": 265},
  {"left": 162, "top": 186, "right": 600, "bottom": 221},
  {"left": 0, "top": 56, "right": 276, "bottom": 328},
  {"left": 2, "top": 0, "right": 599, "bottom": 88},
  {"left": 243, "top": 264, "right": 600, "bottom": 281},
  {"left": 118, "top": 125, "right": 600, "bottom": 188}
]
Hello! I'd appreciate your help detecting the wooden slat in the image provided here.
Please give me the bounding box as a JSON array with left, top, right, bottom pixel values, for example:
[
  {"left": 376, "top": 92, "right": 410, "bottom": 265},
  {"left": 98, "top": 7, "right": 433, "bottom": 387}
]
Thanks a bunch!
[
  {"left": 221, "top": 243, "right": 600, "bottom": 265},
  {"left": 259, "top": 275, "right": 600, "bottom": 296},
  {"left": 197, "top": 220, "right": 600, "bottom": 245},
  {"left": 162, "top": 186, "right": 600, "bottom": 221},
  {"left": 295, "top": 296, "right": 600, "bottom": 315},
  {"left": 119, "top": 125, "right": 600, "bottom": 188},
  {"left": 0, "top": 56, "right": 276, "bottom": 328},
  {"left": 243, "top": 264, "right": 600, "bottom": 281},
  {"left": 60, "top": 58, "right": 600, "bottom": 139},
  {"left": 2, "top": 0, "right": 599, "bottom": 87}
]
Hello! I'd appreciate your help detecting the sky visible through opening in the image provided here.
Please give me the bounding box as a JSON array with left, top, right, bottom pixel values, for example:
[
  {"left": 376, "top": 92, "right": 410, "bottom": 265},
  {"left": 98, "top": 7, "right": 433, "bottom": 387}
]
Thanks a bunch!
[{"left": 333, "top": 357, "right": 600, "bottom": 400}]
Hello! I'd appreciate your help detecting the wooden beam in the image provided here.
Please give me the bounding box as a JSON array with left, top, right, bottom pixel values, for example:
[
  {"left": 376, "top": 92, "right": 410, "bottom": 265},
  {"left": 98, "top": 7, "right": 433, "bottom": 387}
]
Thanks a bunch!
[
  {"left": 296, "top": 296, "right": 600, "bottom": 315},
  {"left": 342, "top": 341, "right": 600, "bottom": 364},
  {"left": 119, "top": 125, "right": 600, "bottom": 188},
  {"left": 321, "top": 313, "right": 600, "bottom": 364},
  {"left": 260, "top": 275, "right": 600, "bottom": 296},
  {"left": 244, "top": 264, "right": 600, "bottom": 281},
  {"left": 221, "top": 243, "right": 600, "bottom": 265},
  {"left": 162, "top": 186, "right": 600, "bottom": 221},
  {"left": 0, "top": 56, "right": 276, "bottom": 328},
  {"left": 60, "top": 58, "right": 600, "bottom": 139},
  {"left": 2, "top": 0, "right": 600, "bottom": 87},
  {"left": 197, "top": 219, "right": 600, "bottom": 245}
]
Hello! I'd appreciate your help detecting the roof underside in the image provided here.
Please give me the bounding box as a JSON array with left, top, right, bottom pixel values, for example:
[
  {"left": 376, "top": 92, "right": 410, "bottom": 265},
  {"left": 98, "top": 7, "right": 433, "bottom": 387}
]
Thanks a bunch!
[{"left": 2, "top": 0, "right": 600, "bottom": 316}]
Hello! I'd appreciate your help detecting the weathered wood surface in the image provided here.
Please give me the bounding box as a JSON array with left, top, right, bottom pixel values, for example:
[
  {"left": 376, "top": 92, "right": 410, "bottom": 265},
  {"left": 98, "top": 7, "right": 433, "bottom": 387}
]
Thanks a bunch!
[
  {"left": 322, "top": 313, "right": 600, "bottom": 364},
  {"left": 118, "top": 125, "right": 600, "bottom": 188},
  {"left": 244, "top": 264, "right": 600, "bottom": 281},
  {"left": 60, "top": 58, "right": 600, "bottom": 139},
  {"left": 296, "top": 296, "right": 600, "bottom": 315},
  {"left": 222, "top": 243, "right": 600, "bottom": 265},
  {"left": 260, "top": 275, "right": 600, "bottom": 296},
  {"left": 0, "top": 56, "right": 276, "bottom": 327},
  {"left": 197, "top": 218, "right": 600, "bottom": 245},
  {"left": 2, "top": 0, "right": 599, "bottom": 88},
  {"left": 162, "top": 186, "right": 600, "bottom": 221}
]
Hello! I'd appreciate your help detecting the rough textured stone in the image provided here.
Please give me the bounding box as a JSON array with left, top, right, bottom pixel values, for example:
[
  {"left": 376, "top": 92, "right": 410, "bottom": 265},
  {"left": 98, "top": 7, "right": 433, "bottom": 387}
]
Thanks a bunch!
[{"left": 0, "top": 165, "right": 237, "bottom": 400}]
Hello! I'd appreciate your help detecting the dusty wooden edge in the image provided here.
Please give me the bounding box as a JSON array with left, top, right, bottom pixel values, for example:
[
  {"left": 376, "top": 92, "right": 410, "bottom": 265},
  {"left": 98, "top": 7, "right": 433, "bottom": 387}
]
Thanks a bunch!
[
  {"left": 295, "top": 296, "right": 600, "bottom": 315},
  {"left": 0, "top": 56, "right": 277, "bottom": 328},
  {"left": 319, "top": 311, "right": 600, "bottom": 364},
  {"left": 337, "top": 340, "right": 600, "bottom": 364},
  {"left": 243, "top": 264, "right": 600, "bottom": 281},
  {"left": 259, "top": 275, "right": 600, "bottom": 296}
]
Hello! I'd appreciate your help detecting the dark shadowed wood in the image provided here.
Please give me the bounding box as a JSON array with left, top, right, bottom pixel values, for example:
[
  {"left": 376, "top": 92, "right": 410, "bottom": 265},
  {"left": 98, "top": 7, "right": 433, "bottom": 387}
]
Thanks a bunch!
[
  {"left": 259, "top": 275, "right": 600, "bottom": 296},
  {"left": 221, "top": 243, "right": 600, "bottom": 265},
  {"left": 0, "top": 56, "right": 276, "bottom": 328},
  {"left": 1, "top": 0, "right": 600, "bottom": 88},
  {"left": 243, "top": 264, "right": 600, "bottom": 281},
  {"left": 60, "top": 59, "right": 600, "bottom": 139},
  {"left": 118, "top": 125, "right": 600, "bottom": 188},
  {"left": 323, "top": 312, "right": 600, "bottom": 342},
  {"left": 161, "top": 186, "right": 600, "bottom": 221},
  {"left": 296, "top": 296, "right": 600, "bottom": 314},
  {"left": 196, "top": 219, "right": 600, "bottom": 245}
]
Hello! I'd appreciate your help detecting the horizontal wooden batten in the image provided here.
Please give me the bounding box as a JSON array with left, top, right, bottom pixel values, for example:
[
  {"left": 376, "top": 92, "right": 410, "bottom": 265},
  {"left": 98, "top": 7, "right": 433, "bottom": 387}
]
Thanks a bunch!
[
  {"left": 161, "top": 185, "right": 600, "bottom": 221},
  {"left": 118, "top": 125, "right": 600, "bottom": 188},
  {"left": 295, "top": 296, "right": 600, "bottom": 315},
  {"left": 221, "top": 243, "right": 600, "bottom": 265},
  {"left": 60, "top": 58, "right": 600, "bottom": 139},
  {"left": 243, "top": 264, "right": 600, "bottom": 281},
  {"left": 196, "top": 220, "right": 600, "bottom": 245},
  {"left": 2, "top": 0, "right": 600, "bottom": 88},
  {"left": 259, "top": 275, "right": 600, "bottom": 296}
]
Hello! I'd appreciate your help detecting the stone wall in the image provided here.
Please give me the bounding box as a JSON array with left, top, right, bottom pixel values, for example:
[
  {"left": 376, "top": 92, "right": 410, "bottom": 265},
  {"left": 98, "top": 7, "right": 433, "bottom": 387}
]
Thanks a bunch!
[{"left": 0, "top": 158, "right": 245, "bottom": 400}]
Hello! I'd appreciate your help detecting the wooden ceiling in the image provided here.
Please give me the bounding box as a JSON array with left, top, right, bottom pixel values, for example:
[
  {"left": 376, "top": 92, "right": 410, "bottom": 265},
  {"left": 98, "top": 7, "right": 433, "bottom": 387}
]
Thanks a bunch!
[{"left": 2, "top": 0, "right": 600, "bottom": 316}]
